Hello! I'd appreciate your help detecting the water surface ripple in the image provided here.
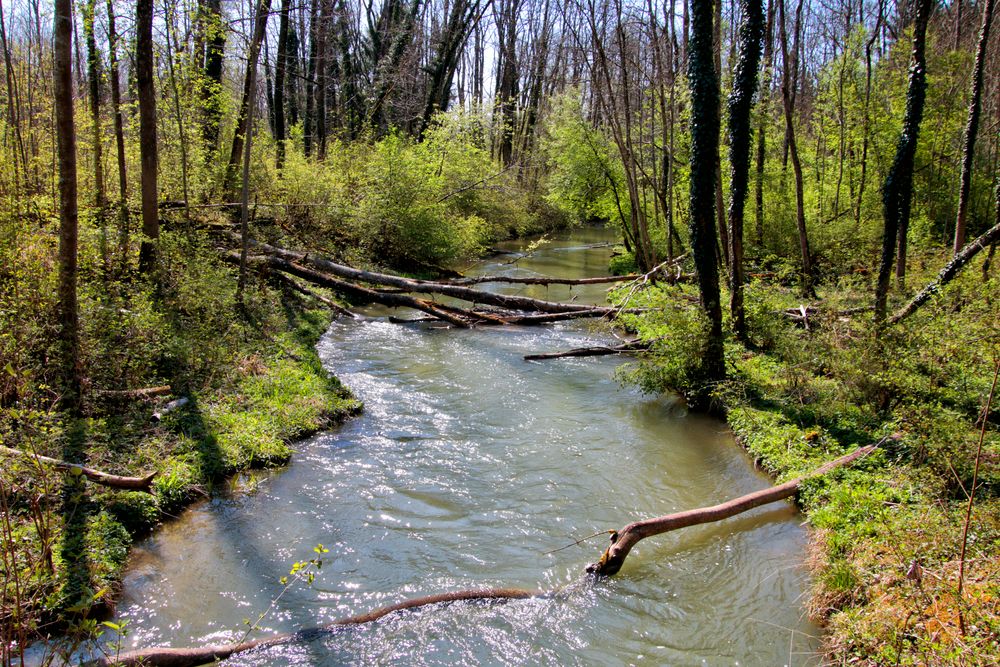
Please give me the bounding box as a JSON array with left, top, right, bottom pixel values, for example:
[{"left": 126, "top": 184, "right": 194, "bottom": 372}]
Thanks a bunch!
[{"left": 113, "top": 228, "right": 821, "bottom": 666}]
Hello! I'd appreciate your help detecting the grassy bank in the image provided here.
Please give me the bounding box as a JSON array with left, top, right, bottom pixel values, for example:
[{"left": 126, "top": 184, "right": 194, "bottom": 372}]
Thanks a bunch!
[
  {"left": 614, "top": 249, "right": 1000, "bottom": 665},
  {"left": 0, "top": 225, "right": 360, "bottom": 655}
]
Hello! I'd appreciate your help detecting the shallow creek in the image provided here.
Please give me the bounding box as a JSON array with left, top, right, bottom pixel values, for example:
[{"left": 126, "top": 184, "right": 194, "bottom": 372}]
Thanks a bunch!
[{"left": 108, "top": 227, "right": 820, "bottom": 665}]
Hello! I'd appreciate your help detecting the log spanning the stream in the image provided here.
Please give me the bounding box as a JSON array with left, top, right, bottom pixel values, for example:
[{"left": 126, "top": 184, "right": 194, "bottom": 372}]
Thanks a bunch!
[
  {"left": 586, "top": 442, "right": 881, "bottom": 576},
  {"left": 524, "top": 340, "right": 651, "bottom": 361},
  {"left": 226, "top": 234, "right": 621, "bottom": 315},
  {"left": 87, "top": 588, "right": 540, "bottom": 667},
  {"left": 0, "top": 445, "right": 157, "bottom": 493},
  {"left": 227, "top": 241, "right": 632, "bottom": 327}
]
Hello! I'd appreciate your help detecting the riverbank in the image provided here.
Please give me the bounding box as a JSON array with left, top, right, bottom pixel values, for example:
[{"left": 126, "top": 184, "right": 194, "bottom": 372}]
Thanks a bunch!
[
  {"left": 0, "top": 228, "right": 360, "bottom": 657},
  {"left": 613, "top": 247, "right": 1000, "bottom": 665}
]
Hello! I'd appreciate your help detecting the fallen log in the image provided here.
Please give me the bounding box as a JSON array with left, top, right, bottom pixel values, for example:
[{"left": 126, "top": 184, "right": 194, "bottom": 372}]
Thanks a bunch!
[
  {"left": 524, "top": 340, "right": 650, "bottom": 361},
  {"left": 88, "top": 588, "right": 539, "bottom": 667},
  {"left": 586, "top": 442, "right": 881, "bottom": 576},
  {"left": 889, "top": 220, "right": 1000, "bottom": 325},
  {"left": 93, "top": 385, "right": 172, "bottom": 400},
  {"left": 0, "top": 445, "right": 157, "bottom": 493},
  {"left": 229, "top": 253, "right": 472, "bottom": 328},
  {"left": 226, "top": 234, "right": 609, "bottom": 315},
  {"left": 444, "top": 273, "right": 639, "bottom": 287}
]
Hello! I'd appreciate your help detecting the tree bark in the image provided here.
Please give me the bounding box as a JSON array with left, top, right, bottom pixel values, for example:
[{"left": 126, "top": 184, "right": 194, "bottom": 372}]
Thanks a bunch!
[
  {"left": 874, "top": 0, "right": 932, "bottom": 325},
  {"left": 54, "top": 0, "right": 80, "bottom": 414},
  {"left": 588, "top": 442, "right": 880, "bottom": 576},
  {"left": 136, "top": 0, "right": 159, "bottom": 274},
  {"left": 727, "top": 0, "right": 765, "bottom": 342},
  {"left": 952, "top": 0, "right": 994, "bottom": 254},
  {"left": 687, "top": 0, "right": 726, "bottom": 404}
]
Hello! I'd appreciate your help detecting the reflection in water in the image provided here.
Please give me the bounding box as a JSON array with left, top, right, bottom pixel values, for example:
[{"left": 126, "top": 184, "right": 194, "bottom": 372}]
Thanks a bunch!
[{"left": 110, "top": 227, "right": 821, "bottom": 665}]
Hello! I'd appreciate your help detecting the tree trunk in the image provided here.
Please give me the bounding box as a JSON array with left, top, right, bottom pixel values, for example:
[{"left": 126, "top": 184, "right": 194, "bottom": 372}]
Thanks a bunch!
[
  {"left": 54, "top": 0, "right": 80, "bottom": 414},
  {"left": 200, "top": 0, "right": 225, "bottom": 154},
  {"left": 952, "top": 0, "right": 994, "bottom": 254},
  {"left": 754, "top": 0, "right": 775, "bottom": 246},
  {"left": 274, "top": 0, "right": 291, "bottom": 170},
  {"left": 874, "top": 0, "right": 932, "bottom": 325},
  {"left": 727, "top": 0, "right": 765, "bottom": 343},
  {"left": 226, "top": 0, "right": 272, "bottom": 194},
  {"left": 778, "top": 0, "right": 812, "bottom": 295},
  {"left": 136, "top": 0, "right": 159, "bottom": 274},
  {"left": 81, "top": 0, "right": 104, "bottom": 212},
  {"left": 688, "top": 0, "right": 726, "bottom": 405},
  {"left": 105, "top": 0, "right": 129, "bottom": 269}
]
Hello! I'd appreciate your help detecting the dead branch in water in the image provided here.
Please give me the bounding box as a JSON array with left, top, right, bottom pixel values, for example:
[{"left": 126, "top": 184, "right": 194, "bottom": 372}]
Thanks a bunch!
[
  {"left": 586, "top": 442, "right": 882, "bottom": 576},
  {"left": 524, "top": 340, "right": 650, "bottom": 360},
  {"left": 0, "top": 445, "right": 156, "bottom": 493}
]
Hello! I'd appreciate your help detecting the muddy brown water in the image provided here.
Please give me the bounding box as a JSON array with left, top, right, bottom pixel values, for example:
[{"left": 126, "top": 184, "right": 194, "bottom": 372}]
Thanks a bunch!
[{"left": 103, "top": 227, "right": 821, "bottom": 665}]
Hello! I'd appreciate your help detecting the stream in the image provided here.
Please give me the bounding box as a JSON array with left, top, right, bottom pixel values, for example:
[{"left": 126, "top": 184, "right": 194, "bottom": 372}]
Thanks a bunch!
[{"left": 107, "top": 227, "right": 821, "bottom": 665}]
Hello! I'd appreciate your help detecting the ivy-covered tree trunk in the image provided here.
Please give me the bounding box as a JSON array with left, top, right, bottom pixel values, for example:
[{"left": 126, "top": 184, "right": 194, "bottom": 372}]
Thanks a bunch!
[
  {"left": 54, "top": 0, "right": 80, "bottom": 414},
  {"left": 105, "top": 0, "right": 128, "bottom": 268},
  {"left": 688, "top": 0, "right": 725, "bottom": 405},
  {"left": 199, "top": 0, "right": 225, "bottom": 154},
  {"left": 727, "top": 0, "right": 764, "bottom": 343},
  {"left": 953, "top": 0, "right": 994, "bottom": 254},
  {"left": 136, "top": 0, "right": 159, "bottom": 273},
  {"left": 874, "top": 0, "right": 932, "bottom": 325}
]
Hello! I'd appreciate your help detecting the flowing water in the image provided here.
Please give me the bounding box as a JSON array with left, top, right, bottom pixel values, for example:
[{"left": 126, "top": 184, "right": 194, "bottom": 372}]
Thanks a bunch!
[{"left": 107, "top": 227, "right": 821, "bottom": 666}]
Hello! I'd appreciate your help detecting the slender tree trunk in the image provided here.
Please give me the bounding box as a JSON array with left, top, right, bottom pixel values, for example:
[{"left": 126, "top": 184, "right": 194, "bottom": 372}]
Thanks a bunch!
[
  {"left": 136, "top": 0, "right": 159, "bottom": 273},
  {"left": 874, "top": 0, "right": 932, "bottom": 325},
  {"left": 727, "top": 0, "right": 765, "bottom": 343},
  {"left": 856, "top": 1, "right": 882, "bottom": 228},
  {"left": 274, "top": 0, "right": 291, "bottom": 170},
  {"left": 105, "top": 0, "right": 128, "bottom": 268},
  {"left": 778, "top": 0, "right": 812, "bottom": 294},
  {"left": 714, "top": 0, "right": 729, "bottom": 269},
  {"left": 0, "top": 1, "right": 29, "bottom": 192},
  {"left": 226, "top": 0, "right": 272, "bottom": 193},
  {"left": 304, "top": 0, "right": 318, "bottom": 156},
  {"left": 54, "top": 0, "right": 80, "bottom": 414},
  {"left": 754, "top": 0, "right": 774, "bottom": 246},
  {"left": 81, "top": 0, "right": 104, "bottom": 211},
  {"left": 163, "top": 0, "right": 190, "bottom": 220},
  {"left": 688, "top": 0, "right": 726, "bottom": 405},
  {"left": 952, "top": 0, "right": 994, "bottom": 254}
]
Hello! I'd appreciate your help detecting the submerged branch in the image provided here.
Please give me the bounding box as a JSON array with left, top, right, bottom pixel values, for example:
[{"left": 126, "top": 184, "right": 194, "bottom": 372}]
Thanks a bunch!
[{"left": 587, "top": 442, "right": 883, "bottom": 576}]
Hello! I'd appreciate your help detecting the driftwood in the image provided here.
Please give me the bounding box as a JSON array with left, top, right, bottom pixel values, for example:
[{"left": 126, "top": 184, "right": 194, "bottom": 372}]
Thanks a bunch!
[
  {"left": 0, "top": 445, "right": 156, "bottom": 493},
  {"left": 524, "top": 340, "right": 650, "bottom": 361},
  {"left": 88, "top": 588, "right": 539, "bottom": 667},
  {"left": 94, "top": 385, "right": 172, "bottom": 400},
  {"left": 152, "top": 397, "right": 190, "bottom": 422},
  {"left": 586, "top": 443, "right": 880, "bottom": 576},
  {"left": 889, "top": 220, "right": 1000, "bottom": 325},
  {"left": 444, "top": 273, "right": 639, "bottom": 287}
]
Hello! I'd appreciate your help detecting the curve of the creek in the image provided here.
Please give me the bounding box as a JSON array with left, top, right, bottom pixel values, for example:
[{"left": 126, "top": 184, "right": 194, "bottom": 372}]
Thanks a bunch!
[{"left": 106, "top": 227, "right": 821, "bottom": 666}]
